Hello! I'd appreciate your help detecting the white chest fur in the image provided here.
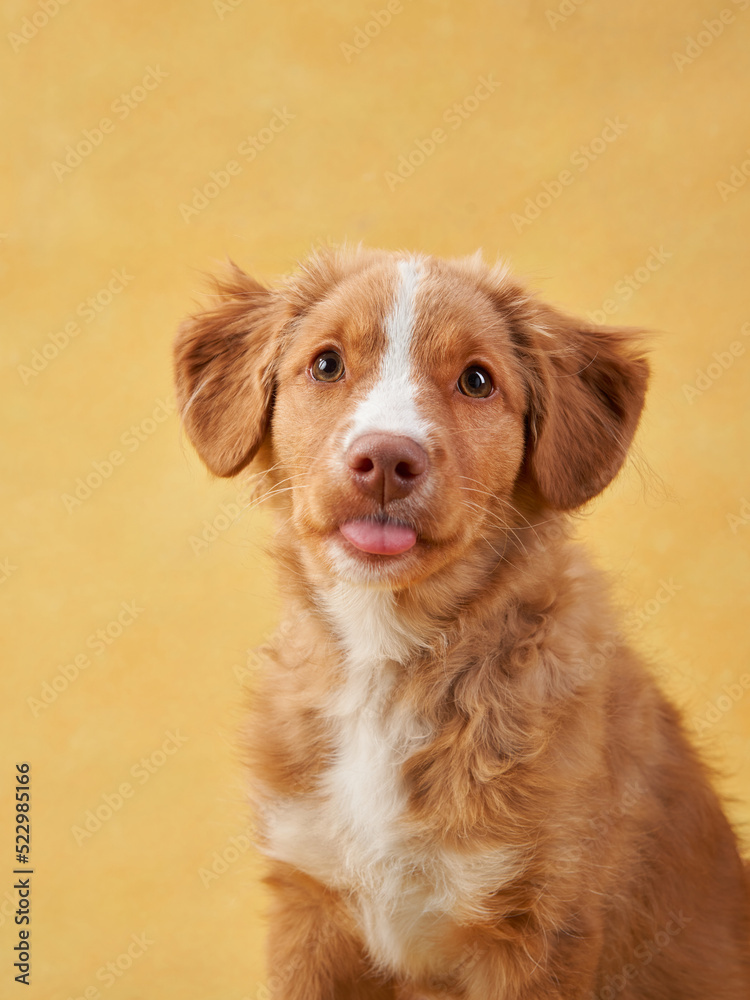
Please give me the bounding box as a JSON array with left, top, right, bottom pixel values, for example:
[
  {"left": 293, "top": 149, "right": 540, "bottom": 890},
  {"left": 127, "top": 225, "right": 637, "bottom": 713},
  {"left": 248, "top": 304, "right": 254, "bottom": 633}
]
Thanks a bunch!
[{"left": 261, "top": 587, "right": 520, "bottom": 975}]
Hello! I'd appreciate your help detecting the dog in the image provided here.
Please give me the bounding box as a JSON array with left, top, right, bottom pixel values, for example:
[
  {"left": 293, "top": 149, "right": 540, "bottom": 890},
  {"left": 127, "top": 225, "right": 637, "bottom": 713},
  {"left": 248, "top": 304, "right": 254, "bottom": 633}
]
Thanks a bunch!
[{"left": 174, "top": 247, "right": 750, "bottom": 999}]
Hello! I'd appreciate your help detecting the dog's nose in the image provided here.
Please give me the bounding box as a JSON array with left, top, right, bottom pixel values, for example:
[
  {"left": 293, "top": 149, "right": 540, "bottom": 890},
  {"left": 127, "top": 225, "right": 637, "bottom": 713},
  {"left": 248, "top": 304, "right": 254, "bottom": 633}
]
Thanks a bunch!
[{"left": 346, "top": 433, "right": 428, "bottom": 503}]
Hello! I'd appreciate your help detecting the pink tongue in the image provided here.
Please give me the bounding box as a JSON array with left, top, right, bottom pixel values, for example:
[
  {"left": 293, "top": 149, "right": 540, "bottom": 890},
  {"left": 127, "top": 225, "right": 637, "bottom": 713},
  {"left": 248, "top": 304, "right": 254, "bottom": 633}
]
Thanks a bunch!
[{"left": 340, "top": 520, "right": 417, "bottom": 555}]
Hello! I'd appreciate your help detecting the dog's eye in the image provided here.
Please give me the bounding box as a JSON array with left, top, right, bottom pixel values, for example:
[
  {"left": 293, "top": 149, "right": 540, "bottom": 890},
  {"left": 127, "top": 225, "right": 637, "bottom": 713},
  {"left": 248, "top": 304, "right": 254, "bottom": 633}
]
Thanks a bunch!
[
  {"left": 311, "top": 351, "right": 345, "bottom": 382},
  {"left": 458, "top": 366, "right": 493, "bottom": 398}
]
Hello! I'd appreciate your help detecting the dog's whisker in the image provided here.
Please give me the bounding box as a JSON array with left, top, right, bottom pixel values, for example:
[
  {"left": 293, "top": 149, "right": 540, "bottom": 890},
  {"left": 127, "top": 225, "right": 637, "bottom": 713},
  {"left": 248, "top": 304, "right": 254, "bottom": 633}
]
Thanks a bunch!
[
  {"left": 456, "top": 476, "right": 551, "bottom": 540},
  {"left": 239, "top": 483, "right": 310, "bottom": 515},
  {"left": 459, "top": 498, "right": 531, "bottom": 559}
]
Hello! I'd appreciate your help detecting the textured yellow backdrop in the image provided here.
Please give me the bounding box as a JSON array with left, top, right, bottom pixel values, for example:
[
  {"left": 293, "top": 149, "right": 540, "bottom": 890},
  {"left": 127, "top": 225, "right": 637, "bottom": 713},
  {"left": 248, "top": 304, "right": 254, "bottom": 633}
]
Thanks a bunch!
[{"left": 2, "top": 0, "right": 749, "bottom": 996}]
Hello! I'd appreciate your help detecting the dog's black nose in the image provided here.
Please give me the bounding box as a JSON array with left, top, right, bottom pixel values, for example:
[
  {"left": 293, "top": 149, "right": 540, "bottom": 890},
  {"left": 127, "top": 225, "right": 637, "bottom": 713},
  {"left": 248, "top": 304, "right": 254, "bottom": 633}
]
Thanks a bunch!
[{"left": 346, "top": 433, "right": 428, "bottom": 503}]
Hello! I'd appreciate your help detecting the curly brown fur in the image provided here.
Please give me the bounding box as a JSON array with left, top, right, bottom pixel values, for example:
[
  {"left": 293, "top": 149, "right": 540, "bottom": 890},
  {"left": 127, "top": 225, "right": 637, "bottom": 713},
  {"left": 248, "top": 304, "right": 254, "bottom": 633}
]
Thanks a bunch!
[{"left": 175, "top": 247, "right": 749, "bottom": 999}]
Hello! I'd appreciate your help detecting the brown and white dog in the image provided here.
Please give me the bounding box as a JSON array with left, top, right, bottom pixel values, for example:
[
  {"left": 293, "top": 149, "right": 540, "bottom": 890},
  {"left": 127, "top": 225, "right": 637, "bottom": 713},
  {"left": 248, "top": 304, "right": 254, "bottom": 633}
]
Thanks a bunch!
[{"left": 174, "top": 247, "right": 750, "bottom": 999}]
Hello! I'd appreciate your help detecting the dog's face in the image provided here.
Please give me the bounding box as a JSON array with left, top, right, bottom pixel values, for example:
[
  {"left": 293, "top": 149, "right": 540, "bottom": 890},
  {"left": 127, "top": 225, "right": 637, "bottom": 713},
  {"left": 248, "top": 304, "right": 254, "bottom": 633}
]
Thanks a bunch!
[
  {"left": 175, "top": 249, "right": 648, "bottom": 588},
  {"left": 269, "top": 256, "right": 530, "bottom": 587}
]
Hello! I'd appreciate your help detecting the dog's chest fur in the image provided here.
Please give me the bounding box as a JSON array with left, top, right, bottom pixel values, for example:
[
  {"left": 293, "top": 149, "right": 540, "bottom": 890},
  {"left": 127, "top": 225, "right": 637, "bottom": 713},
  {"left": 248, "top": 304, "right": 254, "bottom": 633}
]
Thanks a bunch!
[{"left": 261, "top": 587, "right": 519, "bottom": 974}]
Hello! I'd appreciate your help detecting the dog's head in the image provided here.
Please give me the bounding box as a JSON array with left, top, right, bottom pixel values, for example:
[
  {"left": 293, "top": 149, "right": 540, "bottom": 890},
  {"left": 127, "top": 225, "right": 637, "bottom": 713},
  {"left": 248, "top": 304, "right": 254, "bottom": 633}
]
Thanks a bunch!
[{"left": 174, "top": 248, "right": 648, "bottom": 587}]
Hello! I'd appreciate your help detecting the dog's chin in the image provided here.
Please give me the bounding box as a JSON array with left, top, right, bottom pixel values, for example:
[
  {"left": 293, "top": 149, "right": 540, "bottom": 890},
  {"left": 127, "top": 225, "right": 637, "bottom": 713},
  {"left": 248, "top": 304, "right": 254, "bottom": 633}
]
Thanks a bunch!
[
  {"left": 324, "top": 532, "right": 424, "bottom": 588},
  {"left": 307, "top": 519, "right": 472, "bottom": 590}
]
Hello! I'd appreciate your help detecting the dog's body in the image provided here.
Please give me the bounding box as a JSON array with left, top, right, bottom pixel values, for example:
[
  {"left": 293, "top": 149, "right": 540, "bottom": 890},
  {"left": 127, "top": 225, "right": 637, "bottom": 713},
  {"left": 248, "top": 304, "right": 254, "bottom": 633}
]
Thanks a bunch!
[{"left": 175, "top": 248, "right": 750, "bottom": 998}]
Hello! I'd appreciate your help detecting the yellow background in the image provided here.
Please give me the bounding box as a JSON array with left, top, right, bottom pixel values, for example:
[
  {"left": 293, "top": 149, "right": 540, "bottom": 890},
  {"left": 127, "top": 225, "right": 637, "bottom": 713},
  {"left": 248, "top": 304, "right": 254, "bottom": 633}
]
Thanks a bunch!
[{"left": 2, "top": 0, "right": 749, "bottom": 996}]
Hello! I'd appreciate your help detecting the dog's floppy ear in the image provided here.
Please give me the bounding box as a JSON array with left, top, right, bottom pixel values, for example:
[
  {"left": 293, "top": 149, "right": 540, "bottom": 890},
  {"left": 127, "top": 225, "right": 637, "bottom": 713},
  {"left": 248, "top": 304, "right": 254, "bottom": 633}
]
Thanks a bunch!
[
  {"left": 173, "top": 263, "right": 291, "bottom": 477},
  {"left": 516, "top": 304, "right": 650, "bottom": 511}
]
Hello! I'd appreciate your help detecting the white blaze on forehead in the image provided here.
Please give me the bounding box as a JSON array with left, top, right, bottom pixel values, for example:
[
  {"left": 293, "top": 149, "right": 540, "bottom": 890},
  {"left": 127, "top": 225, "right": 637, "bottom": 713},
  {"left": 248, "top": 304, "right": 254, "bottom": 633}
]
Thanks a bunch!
[{"left": 342, "top": 257, "right": 430, "bottom": 449}]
